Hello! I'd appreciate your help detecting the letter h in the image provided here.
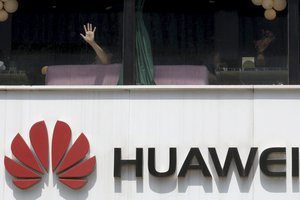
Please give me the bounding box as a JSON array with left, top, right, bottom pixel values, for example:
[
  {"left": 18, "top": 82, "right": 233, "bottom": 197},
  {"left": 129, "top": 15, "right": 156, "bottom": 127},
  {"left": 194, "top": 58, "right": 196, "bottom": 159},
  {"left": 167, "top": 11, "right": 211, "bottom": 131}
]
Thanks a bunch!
[{"left": 114, "top": 148, "right": 143, "bottom": 177}]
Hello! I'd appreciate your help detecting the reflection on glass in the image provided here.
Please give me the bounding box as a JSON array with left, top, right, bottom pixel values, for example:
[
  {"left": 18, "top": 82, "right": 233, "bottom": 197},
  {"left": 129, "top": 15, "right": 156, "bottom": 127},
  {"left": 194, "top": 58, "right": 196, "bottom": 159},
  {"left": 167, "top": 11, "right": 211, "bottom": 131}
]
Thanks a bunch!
[
  {"left": 0, "top": 0, "right": 290, "bottom": 85},
  {"left": 0, "top": 0, "right": 123, "bottom": 85},
  {"left": 143, "top": 0, "right": 288, "bottom": 85}
]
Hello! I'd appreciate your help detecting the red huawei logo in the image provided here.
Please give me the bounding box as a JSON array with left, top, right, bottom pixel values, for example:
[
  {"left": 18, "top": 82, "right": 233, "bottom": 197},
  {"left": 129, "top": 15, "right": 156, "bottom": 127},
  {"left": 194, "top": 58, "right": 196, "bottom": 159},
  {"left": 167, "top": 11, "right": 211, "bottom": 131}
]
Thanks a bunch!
[{"left": 4, "top": 120, "right": 96, "bottom": 190}]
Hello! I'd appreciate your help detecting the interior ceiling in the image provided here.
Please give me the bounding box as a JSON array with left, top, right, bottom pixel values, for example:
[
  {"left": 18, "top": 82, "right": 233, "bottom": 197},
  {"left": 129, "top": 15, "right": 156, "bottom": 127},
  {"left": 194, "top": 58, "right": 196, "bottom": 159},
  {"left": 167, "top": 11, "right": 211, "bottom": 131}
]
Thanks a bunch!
[
  {"left": 17, "top": 0, "right": 123, "bottom": 12},
  {"left": 17, "top": 0, "right": 259, "bottom": 13}
]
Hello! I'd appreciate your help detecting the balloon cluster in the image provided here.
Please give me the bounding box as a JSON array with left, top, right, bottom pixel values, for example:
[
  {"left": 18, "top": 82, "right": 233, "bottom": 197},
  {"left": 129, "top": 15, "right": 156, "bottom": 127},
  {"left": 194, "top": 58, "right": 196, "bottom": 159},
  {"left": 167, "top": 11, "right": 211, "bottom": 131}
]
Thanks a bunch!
[
  {"left": 251, "top": 0, "right": 287, "bottom": 21},
  {"left": 0, "top": 0, "right": 18, "bottom": 22}
]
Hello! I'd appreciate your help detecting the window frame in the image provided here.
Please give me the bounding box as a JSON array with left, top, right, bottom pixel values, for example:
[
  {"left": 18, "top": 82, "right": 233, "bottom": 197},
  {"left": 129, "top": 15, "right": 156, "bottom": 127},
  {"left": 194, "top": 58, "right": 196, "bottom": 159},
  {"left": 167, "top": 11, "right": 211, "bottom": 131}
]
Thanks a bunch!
[
  {"left": 123, "top": 0, "right": 136, "bottom": 85},
  {"left": 288, "top": 0, "right": 300, "bottom": 84}
]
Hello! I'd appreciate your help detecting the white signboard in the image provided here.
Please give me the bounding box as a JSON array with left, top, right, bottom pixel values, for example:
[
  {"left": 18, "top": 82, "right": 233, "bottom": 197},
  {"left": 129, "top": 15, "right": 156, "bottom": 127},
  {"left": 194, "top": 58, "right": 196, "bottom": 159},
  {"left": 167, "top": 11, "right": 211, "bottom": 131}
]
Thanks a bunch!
[{"left": 0, "top": 86, "right": 300, "bottom": 200}]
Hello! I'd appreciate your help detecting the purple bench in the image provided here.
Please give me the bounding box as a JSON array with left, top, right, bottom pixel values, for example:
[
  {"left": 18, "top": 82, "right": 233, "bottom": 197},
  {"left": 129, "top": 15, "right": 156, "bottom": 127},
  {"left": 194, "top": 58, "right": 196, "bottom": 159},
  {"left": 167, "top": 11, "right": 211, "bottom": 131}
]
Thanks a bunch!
[
  {"left": 45, "top": 64, "right": 209, "bottom": 85},
  {"left": 154, "top": 65, "right": 209, "bottom": 85}
]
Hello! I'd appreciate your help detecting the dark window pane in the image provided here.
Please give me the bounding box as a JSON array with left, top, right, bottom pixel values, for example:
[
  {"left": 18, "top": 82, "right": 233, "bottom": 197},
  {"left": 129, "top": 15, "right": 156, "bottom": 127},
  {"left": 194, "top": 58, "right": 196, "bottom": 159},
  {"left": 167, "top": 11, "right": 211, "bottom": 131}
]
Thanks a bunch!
[
  {"left": 0, "top": 0, "right": 123, "bottom": 85},
  {"left": 141, "top": 0, "right": 288, "bottom": 85}
]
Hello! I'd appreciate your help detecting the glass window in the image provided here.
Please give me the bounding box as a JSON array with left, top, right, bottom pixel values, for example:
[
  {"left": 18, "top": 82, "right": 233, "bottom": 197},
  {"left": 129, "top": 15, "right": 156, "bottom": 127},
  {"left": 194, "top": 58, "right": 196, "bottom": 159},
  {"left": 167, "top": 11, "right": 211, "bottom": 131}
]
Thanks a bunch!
[
  {"left": 141, "top": 0, "right": 288, "bottom": 85},
  {"left": 0, "top": 0, "right": 293, "bottom": 85},
  {"left": 0, "top": 0, "right": 123, "bottom": 85}
]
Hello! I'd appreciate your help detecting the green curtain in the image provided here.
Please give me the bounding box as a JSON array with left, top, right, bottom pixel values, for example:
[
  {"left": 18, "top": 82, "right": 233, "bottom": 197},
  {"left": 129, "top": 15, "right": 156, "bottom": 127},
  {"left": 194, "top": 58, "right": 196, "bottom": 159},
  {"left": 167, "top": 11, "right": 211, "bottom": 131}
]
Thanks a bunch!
[
  {"left": 118, "top": 0, "right": 155, "bottom": 85},
  {"left": 135, "top": 0, "right": 155, "bottom": 85},
  {"left": 117, "top": 65, "right": 123, "bottom": 85}
]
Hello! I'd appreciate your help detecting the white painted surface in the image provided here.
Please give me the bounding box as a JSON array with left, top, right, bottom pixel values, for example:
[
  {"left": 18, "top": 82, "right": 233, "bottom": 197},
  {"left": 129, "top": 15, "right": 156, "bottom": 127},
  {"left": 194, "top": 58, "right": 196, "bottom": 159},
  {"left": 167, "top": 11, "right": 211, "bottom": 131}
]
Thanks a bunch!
[{"left": 0, "top": 86, "right": 299, "bottom": 199}]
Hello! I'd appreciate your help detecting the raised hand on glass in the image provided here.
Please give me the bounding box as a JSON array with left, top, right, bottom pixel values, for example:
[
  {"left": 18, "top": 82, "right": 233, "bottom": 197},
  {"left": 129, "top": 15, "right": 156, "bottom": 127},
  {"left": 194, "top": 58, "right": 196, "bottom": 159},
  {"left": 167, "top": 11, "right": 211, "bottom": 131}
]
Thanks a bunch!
[
  {"left": 80, "top": 23, "right": 111, "bottom": 64},
  {"left": 80, "top": 23, "right": 96, "bottom": 44}
]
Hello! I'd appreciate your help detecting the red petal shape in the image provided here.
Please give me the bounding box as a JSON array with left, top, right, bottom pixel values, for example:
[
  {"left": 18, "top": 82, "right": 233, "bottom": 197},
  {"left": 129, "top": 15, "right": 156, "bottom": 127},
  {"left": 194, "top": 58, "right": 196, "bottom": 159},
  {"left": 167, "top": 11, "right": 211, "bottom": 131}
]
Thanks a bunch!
[
  {"left": 4, "top": 156, "right": 41, "bottom": 178},
  {"left": 59, "top": 179, "right": 87, "bottom": 189},
  {"left": 52, "top": 120, "right": 71, "bottom": 172},
  {"left": 56, "top": 133, "right": 89, "bottom": 174},
  {"left": 13, "top": 179, "right": 41, "bottom": 189},
  {"left": 30, "top": 121, "right": 49, "bottom": 172},
  {"left": 59, "top": 156, "right": 96, "bottom": 178},
  {"left": 11, "top": 134, "right": 43, "bottom": 174}
]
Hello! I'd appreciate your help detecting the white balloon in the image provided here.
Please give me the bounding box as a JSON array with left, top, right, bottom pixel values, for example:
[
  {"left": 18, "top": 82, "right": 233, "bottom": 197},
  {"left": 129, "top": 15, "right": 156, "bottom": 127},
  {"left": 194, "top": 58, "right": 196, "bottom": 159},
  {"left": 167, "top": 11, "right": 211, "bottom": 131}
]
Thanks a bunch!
[
  {"left": 273, "top": 0, "right": 287, "bottom": 11},
  {"left": 0, "top": 1, "right": 3, "bottom": 10},
  {"left": 262, "top": 0, "right": 273, "bottom": 9},
  {"left": 264, "top": 9, "right": 276, "bottom": 21},
  {"left": 0, "top": 9, "right": 8, "bottom": 22},
  {"left": 4, "top": 0, "right": 18, "bottom": 13},
  {"left": 252, "top": 0, "right": 263, "bottom": 6}
]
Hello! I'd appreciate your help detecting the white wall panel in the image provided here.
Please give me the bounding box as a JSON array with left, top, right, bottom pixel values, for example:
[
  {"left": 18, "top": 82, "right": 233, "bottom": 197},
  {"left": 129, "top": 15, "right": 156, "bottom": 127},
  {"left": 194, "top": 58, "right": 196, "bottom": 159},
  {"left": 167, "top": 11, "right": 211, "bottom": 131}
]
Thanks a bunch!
[{"left": 0, "top": 86, "right": 299, "bottom": 200}]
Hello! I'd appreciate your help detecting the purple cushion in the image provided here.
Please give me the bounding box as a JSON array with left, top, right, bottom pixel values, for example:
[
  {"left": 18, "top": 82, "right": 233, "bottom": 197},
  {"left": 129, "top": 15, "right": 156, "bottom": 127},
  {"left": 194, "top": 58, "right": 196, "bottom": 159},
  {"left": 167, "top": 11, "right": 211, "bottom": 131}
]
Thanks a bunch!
[
  {"left": 45, "top": 64, "right": 121, "bottom": 85},
  {"left": 45, "top": 64, "right": 209, "bottom": 85},
  {"left": 154, "top": 65, "right": 209, "bottom": 85}
]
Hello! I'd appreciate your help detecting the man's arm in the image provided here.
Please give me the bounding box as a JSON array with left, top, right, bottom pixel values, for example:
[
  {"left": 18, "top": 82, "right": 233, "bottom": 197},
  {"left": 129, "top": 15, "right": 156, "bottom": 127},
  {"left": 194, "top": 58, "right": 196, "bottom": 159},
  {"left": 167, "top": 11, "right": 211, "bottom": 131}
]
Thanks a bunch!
[{"left": 80, "top": 23, "right": 111, "bottom": 64}]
